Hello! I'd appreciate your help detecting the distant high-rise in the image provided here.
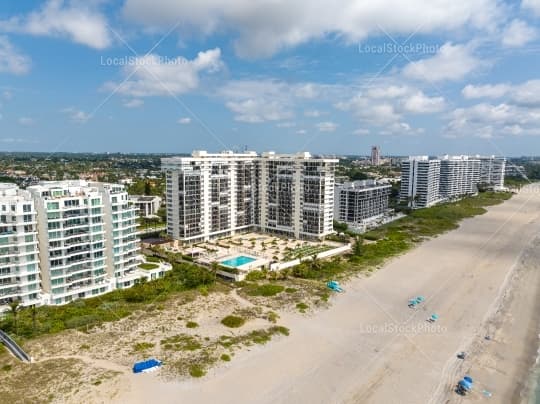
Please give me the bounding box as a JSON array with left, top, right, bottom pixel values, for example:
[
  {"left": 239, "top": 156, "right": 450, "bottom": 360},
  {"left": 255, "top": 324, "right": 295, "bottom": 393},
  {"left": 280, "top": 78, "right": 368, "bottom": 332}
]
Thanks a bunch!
[
  {"left": 439, "top": 155, "right": 480, "bottom": 199},
  {"left": 476, "top": 156, "right": 506, "bottom": 190},
  {"left": 400, "top": 156, "right": 441, "bottom": 208},
  {"left": 371, "top": 146, "right": 381, "bottom": 166}
]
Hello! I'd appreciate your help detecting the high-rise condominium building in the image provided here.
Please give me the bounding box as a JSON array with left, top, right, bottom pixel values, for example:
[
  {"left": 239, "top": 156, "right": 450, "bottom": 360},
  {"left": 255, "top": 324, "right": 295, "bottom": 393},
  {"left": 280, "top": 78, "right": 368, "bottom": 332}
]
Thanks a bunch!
[
  {"left": 439, "top": 155, "right": 480, "bottom": 199},
  {"left": 28, "top": 181, "right": 140, "bottom": 305},
  {"left": 371, "top": 146, "right": 380, "bottom": 166},
  {"left": 93, "top": 182, "right": 140, "bottom": 289},
  {"left": 334, "top": 180, "right": 391, "bottom": 231},
  {"left": 476, "top": 156, "right": 506, "bottom": 189},
  {"left": 0, "top": 184, "right": 41, "bottom": 307},
  {"left": 163, "top": 151, "right": 337, "bottom": 242},
  {"left": 400, "top": 156, "right": 441, "bottom": 208},
  {"left": 258, "top": 152, "right": 336, "bottom": 239}
]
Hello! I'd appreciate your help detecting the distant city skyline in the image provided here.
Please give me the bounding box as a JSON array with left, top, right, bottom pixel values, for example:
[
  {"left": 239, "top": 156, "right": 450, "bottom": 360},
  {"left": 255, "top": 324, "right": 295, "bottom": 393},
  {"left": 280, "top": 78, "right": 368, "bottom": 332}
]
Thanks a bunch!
[{"left": 1, "top": 1, "right": 540, "bottom": 156}]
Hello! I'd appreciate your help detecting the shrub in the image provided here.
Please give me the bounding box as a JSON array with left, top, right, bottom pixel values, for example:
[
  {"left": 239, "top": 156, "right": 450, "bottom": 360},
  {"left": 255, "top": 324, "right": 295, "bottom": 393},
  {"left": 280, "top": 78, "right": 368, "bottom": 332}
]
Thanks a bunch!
[
  {"left": 220, "top": 354, "right": 231, "bottom": 362},
  {"left": 221, "top": 315, "right": 245, "bottom": 328},
  {"left": 133, "top": 342, "right": 155, "bottom": 351},
  {"left": 245, "top": 270, "right": 266, "bottom": 281},
  {"left": 284, "top": 287, "right": 297, "bottom": 294},
  {"left": 189, "top": 365, "right": 206, "bottom": 378},
  {"left": 296, "top": 302, "right": 309, "bottom": 313},
  {"left": 245, "top": 284, "right": 284, "bottom": 297},
  {"left": 186, "top": 321, "right": 198, "bottom": 328}
]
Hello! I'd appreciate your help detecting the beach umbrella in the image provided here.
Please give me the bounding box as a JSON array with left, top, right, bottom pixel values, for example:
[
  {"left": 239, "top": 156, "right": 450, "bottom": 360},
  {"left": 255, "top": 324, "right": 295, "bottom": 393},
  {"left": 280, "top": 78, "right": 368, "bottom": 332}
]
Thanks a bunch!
[
  {"left": 463, "top": 376, "right": 473, "bottom": 384},
  {"left": 431, "top": 314, "right": 439, "bottom": 321},
  {"left": 458, "top": 379, "right": 472, "bottom": 390},
  {"left": 416, "top": 296, "right": 425, "bottom": 302}
]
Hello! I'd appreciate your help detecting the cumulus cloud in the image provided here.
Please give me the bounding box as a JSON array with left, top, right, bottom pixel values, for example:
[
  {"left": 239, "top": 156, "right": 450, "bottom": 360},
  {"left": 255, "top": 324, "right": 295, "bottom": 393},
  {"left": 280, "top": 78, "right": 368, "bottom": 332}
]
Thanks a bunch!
[
  {"left": 0, "top": 36, "right": 31, "bottom": 75},
  {"left": 218, "top": 79, "right": 338, "bottom": 123},
  {"left": 336, "top": 84, "right": 444, "bottom": 134},
  {"left": 102, "top": 48, "right": 223, "bottom": 97},
  {"left": 304, "top": 110, "right": 321, "bottom": 117},
  {"left": 123, "top": 99, "right": 144, "bottom": 108},
  {"left": 178, "top": 117, "right": 191, "bottom": 124},
  {"left": 462, "top": 83, "right": 511, "bottom": 99},
  {"left": 0, "top": 0, "right": 111, "bottom": 49},
  {"left": 316, "top": 121, "right": 338, "bottom": 132},
  {"left": 501, "top": 19, "right": 536, "bottom": 47},
  {"left": 403, "top": 42, "right": 483, "bottom": 82},
  {"left": 122, "top": 0, "right": 503, "bottom": 58},
  {"left": 462, "top": 80, "right": 540, "bottom": 107},
  {"left": 522, "top": 0, "right": 540, "bottom": 16},
  {"left": 62, "top": 107, "right": 90, "bottom": 123}
]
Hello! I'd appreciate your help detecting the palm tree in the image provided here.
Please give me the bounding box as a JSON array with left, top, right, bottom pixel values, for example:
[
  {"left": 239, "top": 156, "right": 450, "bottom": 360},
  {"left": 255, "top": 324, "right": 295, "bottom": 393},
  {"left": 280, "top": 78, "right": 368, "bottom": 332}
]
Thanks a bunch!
[
  {"left": 310, "top": 254, "right": 321, "bottom": 271},
  {"left": 210, "top": 261, "right": 219, "bottom": 281},
  {"left": 8, "top": 300, "right": 21, "bottom": 335}
]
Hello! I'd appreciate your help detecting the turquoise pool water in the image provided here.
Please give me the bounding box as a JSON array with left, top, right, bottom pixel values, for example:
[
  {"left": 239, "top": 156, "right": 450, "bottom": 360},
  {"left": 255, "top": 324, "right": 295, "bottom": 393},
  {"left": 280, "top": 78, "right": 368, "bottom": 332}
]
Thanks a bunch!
[{"left": 221, "top": 255, "right": 257, "bottom": 267}]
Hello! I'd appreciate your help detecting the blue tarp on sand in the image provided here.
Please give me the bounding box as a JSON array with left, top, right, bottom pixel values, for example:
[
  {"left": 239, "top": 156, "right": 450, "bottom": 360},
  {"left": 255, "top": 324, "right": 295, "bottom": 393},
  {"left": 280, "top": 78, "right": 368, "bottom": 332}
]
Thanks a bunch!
[{"left": 133, "top": 359, "right": 162, "bottom": 373}]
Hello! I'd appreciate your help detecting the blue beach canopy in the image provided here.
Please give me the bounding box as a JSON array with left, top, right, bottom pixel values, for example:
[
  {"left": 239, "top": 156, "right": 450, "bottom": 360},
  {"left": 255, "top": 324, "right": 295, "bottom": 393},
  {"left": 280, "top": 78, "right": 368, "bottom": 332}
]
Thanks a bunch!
[
  {"left": 431, "top": 314, "right": 439, "bottom": 320},
  {"left": 133, "top": 359, "right": 162, "bottom": 373},
  {"left": 416, "top": 296, "right": 425, "bottom": 302},
  {"left": 458, "top": 379, "right": 472, "bottom": 390},
  {"left": 464, "top": 376, "right": 473, "bottom": 383}
]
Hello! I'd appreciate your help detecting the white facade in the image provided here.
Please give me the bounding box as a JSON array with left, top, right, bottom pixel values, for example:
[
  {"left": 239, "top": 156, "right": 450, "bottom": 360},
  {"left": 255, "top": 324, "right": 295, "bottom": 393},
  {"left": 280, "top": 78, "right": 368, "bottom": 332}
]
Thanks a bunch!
[
  {"left": 476, "top": 155, "right": 506, "bottom": 189},
  {"left": 94, "top": 183, "right": 140, "bottom": 289},
  {"left": 0, "top": 184, "right": 41, "bottom": 308},
  {"left": 439, "top": 155, "right": 480, "bottom": 199},
  {"left": 129, "top": 195, "right": 162, "bottom": 218},
  {"left": 163, "top": 151, "right": 337, "bottom": 242},
  {"left": 27, "top": 180, "right": 141, "bottom": 306},
  {"left": 400, "top": 156, "right": 442, "bottom": 208},
  {"left": 334, "top": 180, "right": 391, "bottom": 231}
]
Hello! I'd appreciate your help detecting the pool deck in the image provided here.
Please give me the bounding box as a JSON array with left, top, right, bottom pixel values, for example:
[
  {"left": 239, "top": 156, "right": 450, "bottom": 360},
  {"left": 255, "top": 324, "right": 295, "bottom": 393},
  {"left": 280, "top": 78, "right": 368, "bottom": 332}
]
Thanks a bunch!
[{"left": 219, "top": 254, "right": 269, "bottom": 271}]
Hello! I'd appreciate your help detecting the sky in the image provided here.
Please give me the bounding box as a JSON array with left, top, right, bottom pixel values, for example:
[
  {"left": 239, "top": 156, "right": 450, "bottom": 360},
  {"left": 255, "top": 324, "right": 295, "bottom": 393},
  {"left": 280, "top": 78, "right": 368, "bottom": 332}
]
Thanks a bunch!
[{"left": 1, "top": 0, "right": 540, "bottom": 156}]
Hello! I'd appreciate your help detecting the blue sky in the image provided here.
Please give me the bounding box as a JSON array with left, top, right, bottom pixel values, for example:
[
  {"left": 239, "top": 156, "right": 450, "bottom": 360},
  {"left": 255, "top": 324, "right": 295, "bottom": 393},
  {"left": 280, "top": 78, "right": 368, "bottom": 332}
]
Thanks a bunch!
[{"left": 1, "top": 0, "right": 540, "bottom": 156}]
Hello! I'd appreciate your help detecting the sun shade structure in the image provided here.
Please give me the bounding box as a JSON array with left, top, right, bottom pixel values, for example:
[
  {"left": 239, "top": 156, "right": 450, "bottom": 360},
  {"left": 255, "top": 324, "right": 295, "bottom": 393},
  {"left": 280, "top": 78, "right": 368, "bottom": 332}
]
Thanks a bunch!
[
  {"left": 327, "top": 280, "right": 343, "bottom": 292},
  {"left": 133, "top": 359, "right": 162, "bottom": 373}
]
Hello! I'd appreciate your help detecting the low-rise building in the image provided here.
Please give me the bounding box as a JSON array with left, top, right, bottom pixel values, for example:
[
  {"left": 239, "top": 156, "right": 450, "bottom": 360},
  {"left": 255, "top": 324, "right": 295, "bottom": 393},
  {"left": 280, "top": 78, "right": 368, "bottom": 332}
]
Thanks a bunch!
[
  {"left": 334, "top": 180, "right": 391, "bottom": 231},
  {"left": 129, "top": 195, "right": 162, "bottom": 218}
]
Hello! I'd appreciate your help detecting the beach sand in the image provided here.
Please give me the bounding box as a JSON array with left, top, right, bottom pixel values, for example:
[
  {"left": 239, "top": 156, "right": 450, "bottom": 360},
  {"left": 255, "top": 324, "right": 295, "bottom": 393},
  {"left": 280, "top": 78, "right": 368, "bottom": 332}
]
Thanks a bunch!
[{"left": 111, "top": 184, "right": 540, "bottom": 404}]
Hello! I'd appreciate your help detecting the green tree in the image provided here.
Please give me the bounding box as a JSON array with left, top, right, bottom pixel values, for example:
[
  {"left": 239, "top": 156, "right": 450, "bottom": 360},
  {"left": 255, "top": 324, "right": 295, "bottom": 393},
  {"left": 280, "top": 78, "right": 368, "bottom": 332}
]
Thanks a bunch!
[{"left": 8, "top": 300, "right": 21, "bottom": 335}]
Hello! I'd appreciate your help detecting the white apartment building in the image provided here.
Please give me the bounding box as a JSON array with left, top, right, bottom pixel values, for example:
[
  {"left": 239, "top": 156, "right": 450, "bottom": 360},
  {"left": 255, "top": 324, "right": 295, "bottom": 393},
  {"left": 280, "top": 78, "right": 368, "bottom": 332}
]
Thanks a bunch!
[
  {"left": 258, "top": 152, "right": 336, "bottom": 240},
  {"left": 476, "top": 155, "right": 506, "bottom": 189},
  {"left": 400, "top": 156, "right": 442, "bottom": 208},
  {"left": 334, "top": 180, "right": 391, "bottom": 231},
  {"left": 439, "top": 155, "right": 480, "bottom": 199},
  {"left": 129, "top": 195, "right": 162, "bottom": 218},
  {"left": 28, "top": 180, "right": 141, "bottom": 305},
  {"left": 163, "top": 151, "right": 337, "bottom": 242},
  {"left": 94, "top": 183, "right": 140, "bottom": 289},
  {"left": 0, "top": 184, "right": 41, "bottom": 308}
]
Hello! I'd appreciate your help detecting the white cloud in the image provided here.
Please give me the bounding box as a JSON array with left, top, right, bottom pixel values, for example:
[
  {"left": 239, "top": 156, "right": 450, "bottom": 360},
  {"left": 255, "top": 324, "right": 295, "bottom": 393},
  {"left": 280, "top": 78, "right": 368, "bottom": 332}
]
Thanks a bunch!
[
  {"left": 403, "top": 92, "right": 445, "bottom": 113},
  {"left": 62, "top": 107, "right": 90, "bottom": 123},
  {"left": 316, "top": 121, "right": 338, "bottom": 132},
  {"left": 522, "top": 0, "right": 540, "bottom": 16},
  {"left": 123, "top": 99, "right": 144, "bottom": 108},
  {"left": 18, "top": 117, "right": 34, "bottom": 126},
  {"left": 103, "top": 48, "right": 223, "bottom": 97},
  {"left": 462, "top": 80, "right": 540, "bottom": 106},
  {"left": 218, "top": 79, "right": 337, "bottom": 123},
  {"left": 0, "top": 36, "right": 31, "bottom": 75},
  {"left": 122, "top": 0, "right": 503, "bottom": 58},
  {"left": 178, "top": 117, "right": 191, "bottom": 124},
  {"left": 304, "top": 110, "right": 321, "bottom": 118},
  {"left": 276, "top": 121, "right": 295, "bottom": 128},
  {"left": 501, "top": 19, "right": 536, "bottom": 47},
  {"left": 0, "top": 0, "right": 111, "bottom": 49},
  {"left": 353, "top": 128, "right": 370, "bottom": 135},
  {"left": 296, "top": 129, "right": 307, "bottom": 135},
  {"left": 462, "top": 83, "right": 510, "bottom": 99},
  {"left": 403, "top": 42, "right": 483, "bottom": 82}
]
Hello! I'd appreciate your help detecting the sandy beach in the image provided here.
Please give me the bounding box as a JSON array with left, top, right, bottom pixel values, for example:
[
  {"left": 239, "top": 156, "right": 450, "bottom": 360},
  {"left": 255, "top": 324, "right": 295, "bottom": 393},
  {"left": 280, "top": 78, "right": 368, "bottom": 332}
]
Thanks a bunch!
[{"left": 104, "top": 184, "right": 540, "bottom": 404}]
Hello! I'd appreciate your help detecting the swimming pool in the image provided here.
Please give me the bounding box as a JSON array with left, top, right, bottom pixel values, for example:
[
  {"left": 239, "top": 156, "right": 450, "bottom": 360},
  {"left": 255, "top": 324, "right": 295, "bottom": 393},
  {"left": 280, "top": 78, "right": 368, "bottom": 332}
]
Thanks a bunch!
[{"left": 220, "top": 255, "right": 257, "bottom": 268}]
